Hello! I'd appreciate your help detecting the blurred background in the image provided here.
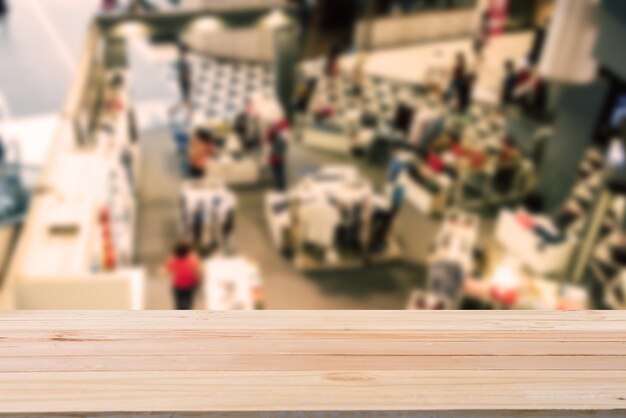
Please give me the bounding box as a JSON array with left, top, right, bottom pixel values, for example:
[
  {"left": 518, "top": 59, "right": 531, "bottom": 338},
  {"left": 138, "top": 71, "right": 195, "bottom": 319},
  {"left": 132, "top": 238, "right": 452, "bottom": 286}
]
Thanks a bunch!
[{"left": 0, "top": 0, "right": 625, "bottom": 311}]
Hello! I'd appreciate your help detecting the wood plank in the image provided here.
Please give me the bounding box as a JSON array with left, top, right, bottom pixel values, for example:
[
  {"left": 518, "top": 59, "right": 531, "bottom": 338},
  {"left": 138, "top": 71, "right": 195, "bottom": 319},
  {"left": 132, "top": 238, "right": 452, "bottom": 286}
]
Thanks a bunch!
[
  {"left": 2, "top": 328, "right": 626, "bottom": 357},
  {"left": 1, "top": 354, "right": 626, "bottom": 372},
  {"left": 1, "top": 370, "right": 626, "bottom": 413},
  {"left": 0, "top": 311, "right": 625, "bottom": 414},
  {"left": 2, "top": 413, "right": 625, "bottom": 418}
]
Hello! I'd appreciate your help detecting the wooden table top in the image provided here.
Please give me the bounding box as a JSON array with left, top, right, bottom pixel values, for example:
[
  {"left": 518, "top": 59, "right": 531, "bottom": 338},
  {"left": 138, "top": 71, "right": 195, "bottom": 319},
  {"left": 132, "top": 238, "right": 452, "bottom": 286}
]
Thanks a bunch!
[{"left": 1, "top": 311, "right": 626, "bottom": 416}]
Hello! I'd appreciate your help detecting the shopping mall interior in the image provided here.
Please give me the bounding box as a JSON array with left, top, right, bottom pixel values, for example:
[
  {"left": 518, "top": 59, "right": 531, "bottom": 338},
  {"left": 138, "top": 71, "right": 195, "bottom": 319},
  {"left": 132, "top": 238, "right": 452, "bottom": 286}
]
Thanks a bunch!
[{"left": 0, "top": 0, "right": 624, "bottom": 311}]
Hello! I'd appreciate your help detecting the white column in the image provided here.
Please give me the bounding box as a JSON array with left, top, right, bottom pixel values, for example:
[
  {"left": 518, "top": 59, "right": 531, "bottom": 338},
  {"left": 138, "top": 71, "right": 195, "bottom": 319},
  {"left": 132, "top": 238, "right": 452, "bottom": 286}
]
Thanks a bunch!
[{"left": 538, "top": 0, "right": 600, "bottom": 83}]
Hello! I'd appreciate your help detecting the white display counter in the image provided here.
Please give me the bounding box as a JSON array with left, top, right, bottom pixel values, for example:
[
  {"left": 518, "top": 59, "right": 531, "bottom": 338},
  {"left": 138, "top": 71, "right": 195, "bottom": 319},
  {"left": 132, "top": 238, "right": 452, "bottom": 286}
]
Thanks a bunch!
[
  {"left": 16, "top": 268, "right": 145, "bottom": 310},
  {"left": 494, "top": 209, "right": 578, "bottom": 276},
  {"left": 0, "top": 69, "right": 145, "bottom": 310},
  {"left": 203, "top": 256, "right": 263, "bottom": 310},
  {"left": 400, "top": 169, "right": 453, "bottom": 215}
]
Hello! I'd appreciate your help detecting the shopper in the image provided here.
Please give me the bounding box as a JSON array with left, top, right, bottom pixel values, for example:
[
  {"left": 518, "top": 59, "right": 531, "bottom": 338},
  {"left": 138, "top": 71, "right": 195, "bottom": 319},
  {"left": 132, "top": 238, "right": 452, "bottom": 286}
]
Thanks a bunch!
[
  {"left": 188, "top": 128, "right": 213, "bottom": 179},
  {"left": 528, "top": 20, "right": 549, "bottom": 65},
  {"left": 175, "top": 44, "right": 192, "bottom": 109},
  {"left": 165, "top": 239, "right": 201, "bottom": 310},
  {"left": 445, "top": 53, "right": 466, "bottom": 103},
  {"left": 473, "top": 11, "right": 490, "bottom": 62},
  {"left": 500, "top": 60, "right": 517, "bottom": 108},
  {"left": 170, "top": 107, "right": 190, "bottom": 175},
  {"left": 268, "top": 130, "right": 288, "bottom": 191},
  {"left": 0, "top": 0, "right": 9, "bottom": 38},
  {"left": 457, "top": 72, "right": 475, "bottom": 113},
  {"left": 515, "top": 66, "right": 548, "bottom": 120}
]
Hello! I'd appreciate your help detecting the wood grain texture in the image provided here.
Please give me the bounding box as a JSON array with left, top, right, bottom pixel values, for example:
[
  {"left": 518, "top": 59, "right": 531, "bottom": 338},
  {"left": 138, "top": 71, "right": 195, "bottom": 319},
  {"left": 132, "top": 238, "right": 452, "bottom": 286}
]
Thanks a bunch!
[{"left": 0, "top": 311, "right": 625, "bottom": 415}]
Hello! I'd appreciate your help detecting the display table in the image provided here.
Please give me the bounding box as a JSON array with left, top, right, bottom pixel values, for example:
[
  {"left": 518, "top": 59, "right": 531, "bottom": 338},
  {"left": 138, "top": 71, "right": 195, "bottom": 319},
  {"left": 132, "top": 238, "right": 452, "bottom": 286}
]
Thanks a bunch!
[
  {"left": 494, "top": 209, "right": 578, "bottom": 276},
  {"left": 428, "top": 211, "right": 479, "bottom": 274},
  {"left": 203, "top": 256, "right": 264, "bottom": 310},
  {"left": 207, "top": 153, "right": 261, "bottom": 185},
  {"left": 204, "top": 133, "right": 262, "bottom": 186},
  {"left": 301, "top": 112, "right": 376, "bottom": 156},
  {"left": 465, "top": 259, "right": 588, "bottom": 310},
  {"left": 265, "top": 165, "right": 402, "bottom": 270},
  {"left": 399, "top": 168, "right": 453, "bottom": 215}
]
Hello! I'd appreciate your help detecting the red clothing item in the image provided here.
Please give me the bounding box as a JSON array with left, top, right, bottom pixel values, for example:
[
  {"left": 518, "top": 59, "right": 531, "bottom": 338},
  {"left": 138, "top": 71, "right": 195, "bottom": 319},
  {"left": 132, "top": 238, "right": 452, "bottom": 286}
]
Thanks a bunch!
[
  {"left": 468, "top": 150, "right": 486, "bottom": 170},
  {"left": 515, "top": 212, "right": 535, "bottom": 229},
  {"left": 167, "top": 255, "right": 200, "bottom": 290},
  {"left": 267, "top": 119, "right": 290, "bottom": 142},
  {"left": 450, "top": 144, "right": 466, "bottom": 157},
  {"left": 516, "top": 68, "right": 531, "bottom": 85},
  {"left": 426, "top": 152, "right": 445, "bottom": 173},
  {"left": 490, "top": 287, "right": 518, "bottom": 307}
]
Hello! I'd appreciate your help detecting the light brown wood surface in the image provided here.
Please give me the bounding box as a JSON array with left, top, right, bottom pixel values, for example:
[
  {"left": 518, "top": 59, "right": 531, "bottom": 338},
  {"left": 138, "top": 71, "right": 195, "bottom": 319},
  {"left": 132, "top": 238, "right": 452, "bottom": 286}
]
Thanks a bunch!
[{"left": 1, "top": 311, "right": 626, "bottom": 415}]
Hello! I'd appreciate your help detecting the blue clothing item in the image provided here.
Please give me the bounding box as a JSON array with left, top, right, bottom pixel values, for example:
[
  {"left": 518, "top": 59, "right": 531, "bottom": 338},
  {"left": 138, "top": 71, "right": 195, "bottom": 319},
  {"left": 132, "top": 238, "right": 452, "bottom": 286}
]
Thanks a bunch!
[
  {"left": 388, "top": 159, "right": 407, "bottom": 182},
  {"left": 533, "top": 225, "right": 565, "bottom": 246},
  {"left": 391, "top": 184, "right": 405, "bottom": 211},
  {"left": 173, "top": 130, "right": 188, "bottom": 153}
]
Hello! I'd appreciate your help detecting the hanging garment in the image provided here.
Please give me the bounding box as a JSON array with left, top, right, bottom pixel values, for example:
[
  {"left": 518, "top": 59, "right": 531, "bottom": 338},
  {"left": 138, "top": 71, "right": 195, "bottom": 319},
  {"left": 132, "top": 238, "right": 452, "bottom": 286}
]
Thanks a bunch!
[
  {"left": 427, "top": 261, "right": 464, "bottom": 302},
  {"left": 191, "top": 200, "right": 205, "bottom": 247},
  {"left": 408, "top": 107, "right": 444, "bottom": 149},
  {"left": 300, "top": 198, "right": 340, "bottom": 250},
  {"left": 393, "top": 102, "right": 415, "bottom": 134},
  {"left": 419, "top": 116, "right": 446, "bottom": 151},
  {"left": 369, "top": 209, "right": 395, "bottom": 252}
]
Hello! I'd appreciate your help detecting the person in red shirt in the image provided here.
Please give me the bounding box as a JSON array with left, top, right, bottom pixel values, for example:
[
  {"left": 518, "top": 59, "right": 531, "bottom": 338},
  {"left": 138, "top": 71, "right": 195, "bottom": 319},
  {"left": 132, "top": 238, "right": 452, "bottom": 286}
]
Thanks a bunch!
[{"left": 165, "top": 240, "right": 202, "bottom": 310}]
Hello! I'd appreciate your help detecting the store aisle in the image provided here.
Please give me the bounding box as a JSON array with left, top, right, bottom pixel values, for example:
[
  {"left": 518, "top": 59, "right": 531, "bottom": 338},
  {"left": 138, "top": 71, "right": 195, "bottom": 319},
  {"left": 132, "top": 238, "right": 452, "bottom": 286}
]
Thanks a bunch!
[
  {"left": 134, "top": 120, "right": 440, "bottom": 309},
  {"left": 136, "top": 127, "right": 201, "bottom": 309}
]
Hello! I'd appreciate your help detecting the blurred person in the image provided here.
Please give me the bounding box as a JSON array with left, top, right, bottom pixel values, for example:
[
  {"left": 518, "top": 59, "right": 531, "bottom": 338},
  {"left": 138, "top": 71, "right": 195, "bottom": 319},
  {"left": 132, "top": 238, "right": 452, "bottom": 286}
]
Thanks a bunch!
[
  {"left": 188, "top": 128, "right": 213, "bottom": 179},
  {"left": 528, "top": 19, "right": 549, "bottom": 65},
  {"left": 473, "top": 11, "right": 490, "bottom": 63},
  {"left": 174, "top": 44, "right": 193, "bottom": 110},
  {"left": 500, "top": 59, "right": 517, "bottom": 108},
  {"left": 457, "top": 71, "right": 475, "bottom": 113},
  {"left": 268, "top": 130, "right": 288, "bottom": 191},
  {"left": 514, "top": 66, "right": 548, "bottom": 119},
  {"left": 165, "top": 239, "right": 202, "bottom": 310},
  {"left": 444, "top": 52, "right": 467, "bottom": 103},
  {"left": 170, "top": 108, "right": 190, "bottom": 175},
  {"left": 0, "top": 0, "right": 8, "bottom": 38}
]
